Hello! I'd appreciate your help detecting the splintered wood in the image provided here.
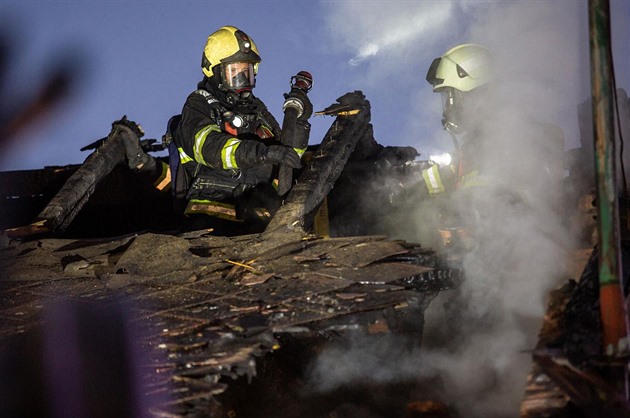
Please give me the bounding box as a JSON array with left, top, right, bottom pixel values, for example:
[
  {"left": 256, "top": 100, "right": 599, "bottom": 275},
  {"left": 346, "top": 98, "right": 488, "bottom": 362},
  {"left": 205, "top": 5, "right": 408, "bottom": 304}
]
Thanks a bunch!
[{"left": 0, "top": 230, "right": 448, "bottom": 416}]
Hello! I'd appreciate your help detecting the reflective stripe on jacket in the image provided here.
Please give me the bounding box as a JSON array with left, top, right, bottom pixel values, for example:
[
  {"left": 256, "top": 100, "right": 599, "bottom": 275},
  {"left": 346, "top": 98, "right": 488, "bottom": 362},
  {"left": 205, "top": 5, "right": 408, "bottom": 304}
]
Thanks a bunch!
[
  {"left": 422, "top": 164, "right": 446, "bottom": 195},
  {"left": 175, "top": 85, "right": 280, "bottom": 175}
]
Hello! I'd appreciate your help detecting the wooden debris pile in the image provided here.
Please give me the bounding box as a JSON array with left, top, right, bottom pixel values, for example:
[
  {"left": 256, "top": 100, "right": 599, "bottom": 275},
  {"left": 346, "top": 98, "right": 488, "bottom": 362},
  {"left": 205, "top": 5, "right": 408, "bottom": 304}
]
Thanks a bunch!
[
  {"left": 520, "top": 246, "right": 630, "bottom": 418},
  {"left": 0, "top": 90, "right": 460, "bottom": 416},
  {"left": 0, "top": 229, "right": 454, "bottom": 416}
]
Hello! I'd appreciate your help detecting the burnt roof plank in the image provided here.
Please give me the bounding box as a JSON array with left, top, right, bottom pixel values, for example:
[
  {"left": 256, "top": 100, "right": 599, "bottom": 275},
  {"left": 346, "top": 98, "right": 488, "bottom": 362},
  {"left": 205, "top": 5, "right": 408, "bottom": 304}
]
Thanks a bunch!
[
  {"left": 1, "top": 232, "right": 447, "bottom": 416},
  {"left": 326, "top": 240, "right": 410, "bottom": 267},
  {"left": 312, "top": 262, "right": 433, "bottom": 285}
]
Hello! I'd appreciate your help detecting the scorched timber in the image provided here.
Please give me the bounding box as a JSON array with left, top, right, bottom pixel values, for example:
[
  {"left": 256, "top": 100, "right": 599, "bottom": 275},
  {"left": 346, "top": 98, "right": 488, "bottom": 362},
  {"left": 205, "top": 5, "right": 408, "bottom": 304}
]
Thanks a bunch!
[
  {"left": 0, "top": 90, "right": 454, "bottom": 417},
  {"left": 0, "top": 230, "right": 451, "bottom": 417},
  {"left": 262, "top": 91, "right": 373, "bottom": 246}
]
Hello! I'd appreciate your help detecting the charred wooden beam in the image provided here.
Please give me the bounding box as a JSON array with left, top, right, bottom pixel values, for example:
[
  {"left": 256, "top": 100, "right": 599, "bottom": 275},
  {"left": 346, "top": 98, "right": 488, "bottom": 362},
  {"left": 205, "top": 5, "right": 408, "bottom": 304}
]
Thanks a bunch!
[
  {"left": 533, "top": 350, "right": 630, "bottom": 416},
  {"left": 262, "top": 91, "right": 371, "bottom": 245},
  {"left": 5, "top": 124, "right": 127, "bottom": 238}
]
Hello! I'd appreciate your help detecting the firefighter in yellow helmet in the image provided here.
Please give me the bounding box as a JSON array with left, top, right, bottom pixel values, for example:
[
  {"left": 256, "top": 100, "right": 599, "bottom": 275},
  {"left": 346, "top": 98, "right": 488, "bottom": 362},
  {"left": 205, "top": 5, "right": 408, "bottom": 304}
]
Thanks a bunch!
[{"left": 121, "top": 26, "right": 312, "bottom": 233}]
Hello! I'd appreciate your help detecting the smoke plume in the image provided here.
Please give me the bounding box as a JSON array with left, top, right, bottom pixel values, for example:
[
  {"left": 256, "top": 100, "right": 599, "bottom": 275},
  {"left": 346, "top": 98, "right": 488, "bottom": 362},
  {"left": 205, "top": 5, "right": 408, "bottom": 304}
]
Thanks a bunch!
[{"left": 310, "top": 1, "right": 592, "bottom": 417}]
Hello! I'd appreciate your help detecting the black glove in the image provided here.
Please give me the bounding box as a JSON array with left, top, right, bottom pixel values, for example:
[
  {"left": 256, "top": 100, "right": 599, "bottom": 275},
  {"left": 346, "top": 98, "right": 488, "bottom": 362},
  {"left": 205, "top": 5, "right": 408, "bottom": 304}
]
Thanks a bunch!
[
  {"left": 113, "top": 115, "right": 144, "bottom": 138},
  {"left": 113, "top": 116, "right": 151, "bottom": 172},
  {"left": 262, "top": 145, "right": 302, "bottom": 168},
  {"left": 283, "top": 89, "right": 312, "bottom": 122}
]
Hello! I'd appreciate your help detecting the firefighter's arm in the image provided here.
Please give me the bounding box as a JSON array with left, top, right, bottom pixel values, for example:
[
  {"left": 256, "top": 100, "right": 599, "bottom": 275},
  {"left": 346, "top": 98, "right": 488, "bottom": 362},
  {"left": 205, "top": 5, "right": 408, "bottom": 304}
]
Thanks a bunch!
[
  {"left": 280, "top": 88, "right": 312, "bottom": 158},
  {"left": 144, "top": 158, "right": 171, "bottom": 192},
  {"left": 252, "top": 95, "right": 311, "bottom": 162},
  {"left": 421, "top": 163, "right": 456, "bottom": 195},
  {"left": 191, "top": 126, "right": 301, "bottom": 170},
  {"left": 126, "top": 150, "right": 171, "bottom": 192},
  {"left": 116, "top": 117, "right": 171, "bottom": 191},
  {"left": 131, "top": 156, "right": 171, "bottom": 192},
  {"left": 178, "top": 92, "right": 300, "bottom": 171},
  {"left": 176, "top": 95, "right": 231, "bottom": 169}
]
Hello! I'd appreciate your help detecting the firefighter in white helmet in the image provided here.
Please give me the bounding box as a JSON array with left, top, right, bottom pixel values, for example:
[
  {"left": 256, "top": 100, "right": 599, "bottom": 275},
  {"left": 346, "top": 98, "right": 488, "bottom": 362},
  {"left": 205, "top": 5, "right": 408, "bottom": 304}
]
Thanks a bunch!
[
  {"left": 422, "top": 43, "right": 493, "bottom": 197},
  {"left": 421, "top": 43, "right": 564, "bottom": 250}
]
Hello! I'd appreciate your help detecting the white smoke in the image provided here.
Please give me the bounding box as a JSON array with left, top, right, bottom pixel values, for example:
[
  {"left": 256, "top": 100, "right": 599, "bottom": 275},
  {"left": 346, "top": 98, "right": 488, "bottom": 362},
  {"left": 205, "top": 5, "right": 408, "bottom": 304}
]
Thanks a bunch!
[
  {"left": 311, "top": 1, "right": 590, "bottom": 417},
  {"left": 343, "top": 3, "right": 452, "bottom": 67},
  {"left": 320, "top": 0, "right": 590, "bottom": 154},
  {"left": 307, "top": 333, "right": 423, "bottom": 392},
  {"left": 349, "top": 43, "right": 379, "bottom": 66},
  {"left": 323, "top": 1, "right": 453, "bottom": 66}
]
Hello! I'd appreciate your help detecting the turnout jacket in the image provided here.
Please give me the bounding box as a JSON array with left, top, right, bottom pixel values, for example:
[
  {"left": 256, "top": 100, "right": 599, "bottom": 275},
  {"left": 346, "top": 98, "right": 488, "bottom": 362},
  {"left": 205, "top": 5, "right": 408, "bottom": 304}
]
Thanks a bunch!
[
  {"left": 421, "top": 119, "right": 564, "bottom": 196},
  {"left": 174, "top": 78, "right": 281, "bottom": 181},
  {"left": 170, "top": 79, "right": 282, "bottom": 206},
  {"left": 160, "top": 78, "right": 284, "bottom": 222}
]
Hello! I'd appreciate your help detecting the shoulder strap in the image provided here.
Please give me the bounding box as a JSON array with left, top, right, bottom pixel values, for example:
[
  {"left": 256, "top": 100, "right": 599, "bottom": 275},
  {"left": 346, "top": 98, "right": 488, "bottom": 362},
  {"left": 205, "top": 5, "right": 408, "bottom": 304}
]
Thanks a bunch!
[{"left": 194, "top": 89, "right": 228, "bottom": 123}]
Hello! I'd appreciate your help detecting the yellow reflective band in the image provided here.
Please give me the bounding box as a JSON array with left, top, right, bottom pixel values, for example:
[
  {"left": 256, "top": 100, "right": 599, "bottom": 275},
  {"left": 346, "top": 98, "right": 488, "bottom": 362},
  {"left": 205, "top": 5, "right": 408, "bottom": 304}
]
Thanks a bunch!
[
  {"left": 153, "top": 161, "right": 172, "bottom": 191},
  {"left": 460, "top": 170, "right": 483, "bottom": 189},
  {"left": 194, "top": 124, "right": 222, "bottom": 165},
  {"left": 178, "top": 147, "right": 193, "bottom": 164},
  {"left": 185, "top": 199, "right": 238, "bottom": 221},
  {"left": 293, "top": 147, "right": 307, "bottom": 158},
  {"left": 314, "top": 196, "right": 330, "bottom": 238},
  {"left": 221, "top": 138, "right": 241, "bottom": 169},
  {"left": 337, "top": 109, "right": 361, "bottom": 116},
  {"left": 422, "top": 165, "right": 445, "bottom": 195}
]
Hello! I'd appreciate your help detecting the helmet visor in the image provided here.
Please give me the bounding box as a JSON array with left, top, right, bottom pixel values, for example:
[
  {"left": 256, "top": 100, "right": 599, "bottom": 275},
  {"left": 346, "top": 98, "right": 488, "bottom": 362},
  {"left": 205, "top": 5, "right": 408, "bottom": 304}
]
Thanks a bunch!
[{"left": 223, "top": 62, "right": 256, "bottom": 90}]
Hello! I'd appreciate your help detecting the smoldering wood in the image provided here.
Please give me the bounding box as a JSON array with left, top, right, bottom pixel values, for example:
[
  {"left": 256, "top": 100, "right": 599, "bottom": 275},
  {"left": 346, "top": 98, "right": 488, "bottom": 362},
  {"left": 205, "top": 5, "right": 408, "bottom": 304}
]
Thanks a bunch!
[
  {"left": 1, "top": 87, "right": 621, "bottom": 417},
  {"left": 37, "top": 129, "right": 126, "bottom": 232},
  {"left": 0, "top": 228, "right": 452, "bottom": 417},
  {"left": 263, "top": 91, "right": 372, "bottom": 244},
  {"left": 5, "top": 126, "right": 127, "bottom": 238}
]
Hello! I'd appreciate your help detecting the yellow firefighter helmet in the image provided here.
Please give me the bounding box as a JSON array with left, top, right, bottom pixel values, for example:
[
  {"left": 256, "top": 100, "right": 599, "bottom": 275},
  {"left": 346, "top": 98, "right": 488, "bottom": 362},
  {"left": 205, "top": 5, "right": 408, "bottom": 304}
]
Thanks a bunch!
[{"left": 201, "top": 26, "right": 261, "bottom": 90}]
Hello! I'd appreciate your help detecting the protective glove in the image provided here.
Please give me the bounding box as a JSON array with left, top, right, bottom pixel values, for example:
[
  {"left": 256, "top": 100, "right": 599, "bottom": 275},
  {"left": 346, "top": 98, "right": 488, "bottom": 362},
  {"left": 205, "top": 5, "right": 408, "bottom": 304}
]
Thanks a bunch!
[
  {"left": 283, "top": 89, "right": 313, "bottom": 122},
  {"left": 113, "top": 116, "right": 151, "bottom": 172},
  {"left": 261, "top": 145, "right": 302, "bottom": 168}
]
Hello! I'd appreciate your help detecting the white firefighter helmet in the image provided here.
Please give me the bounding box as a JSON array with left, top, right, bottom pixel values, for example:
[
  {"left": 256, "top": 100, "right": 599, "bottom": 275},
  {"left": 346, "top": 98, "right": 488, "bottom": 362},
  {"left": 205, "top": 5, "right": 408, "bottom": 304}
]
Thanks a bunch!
[
  {"left": 426, "top": 43, "right": 492, "bottom": 93},
  {"left": 426, "top": 44, "right": 493, "bottom": 133}
]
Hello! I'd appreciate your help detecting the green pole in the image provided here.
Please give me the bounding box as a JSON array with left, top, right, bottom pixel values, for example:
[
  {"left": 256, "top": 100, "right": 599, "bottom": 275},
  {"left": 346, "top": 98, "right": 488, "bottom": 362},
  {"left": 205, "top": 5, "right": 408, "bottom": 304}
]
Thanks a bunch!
[{"left": 589, "top": 0, "right": 629, "bottom": 357}]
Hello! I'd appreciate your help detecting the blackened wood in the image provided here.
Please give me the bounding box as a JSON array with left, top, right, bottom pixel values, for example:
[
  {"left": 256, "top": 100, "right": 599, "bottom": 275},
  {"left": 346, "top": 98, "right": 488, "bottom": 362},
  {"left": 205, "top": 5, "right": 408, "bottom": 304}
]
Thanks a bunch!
[
  {"left": 263, "top": 91, "right": 371, "bottom": 243},
  {"left": 7, "top": 126, "right": 127, "bottom": 237}
]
